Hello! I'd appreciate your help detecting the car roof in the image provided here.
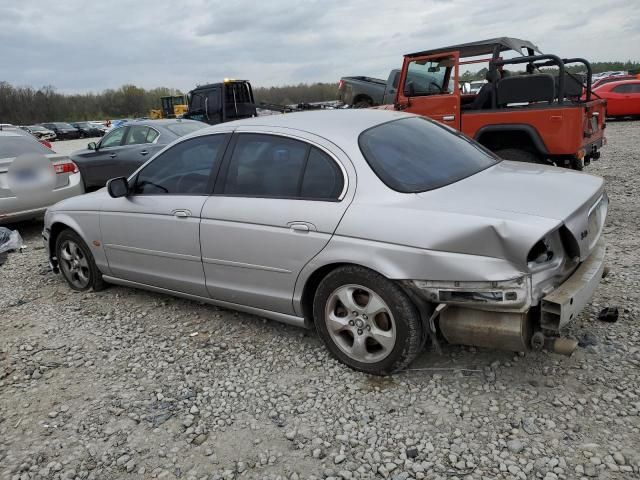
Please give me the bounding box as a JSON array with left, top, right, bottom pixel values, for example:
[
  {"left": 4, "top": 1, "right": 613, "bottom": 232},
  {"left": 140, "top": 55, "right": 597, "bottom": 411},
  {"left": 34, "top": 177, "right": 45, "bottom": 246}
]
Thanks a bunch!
[
  {"left": 127, "top": 119, "right": 202, "bottom": 127},
  {"left": 407, "top": 37, "right": 541, "bottom": 58},
  {"left": 198, "top": 109, "right": 414, "bottom": 145}
]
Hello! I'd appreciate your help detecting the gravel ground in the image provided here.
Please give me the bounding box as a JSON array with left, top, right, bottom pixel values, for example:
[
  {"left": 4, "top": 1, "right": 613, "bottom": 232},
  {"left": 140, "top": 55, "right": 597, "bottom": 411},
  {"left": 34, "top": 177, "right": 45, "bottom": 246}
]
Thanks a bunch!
[{"left": 1, "top": 120, "right": 639, "bottom": 480}]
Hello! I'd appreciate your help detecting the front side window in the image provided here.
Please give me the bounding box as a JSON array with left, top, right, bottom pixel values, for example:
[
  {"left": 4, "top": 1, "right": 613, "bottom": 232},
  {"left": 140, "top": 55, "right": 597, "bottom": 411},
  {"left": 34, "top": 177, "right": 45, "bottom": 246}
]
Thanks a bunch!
[
  {"left": 404, "top": 56, "right": 455, "bottom": 96},
  {"left": 101, "top": 128, "right": 126, "bottom": 148},
  {"left": 222, "top": 134, "right": 344, "bottom": 200},
  {"left": 133, "top": 134, "right": 226, "bottom": 195},
  {"left": 359, "top": 117, "right": 498, "bottom": 193}
]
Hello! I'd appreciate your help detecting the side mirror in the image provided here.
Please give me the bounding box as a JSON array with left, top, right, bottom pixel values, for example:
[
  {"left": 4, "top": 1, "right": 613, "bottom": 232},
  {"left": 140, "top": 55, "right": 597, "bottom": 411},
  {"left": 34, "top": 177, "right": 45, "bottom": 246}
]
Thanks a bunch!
[
  {"left": 107, "top": 177, "right": 129, "bottom": 198},
  {"left": 404, "top": 81, "right": 416, "bottom": 97},
  {"left": 87, "top": 142, "right": 97, "bottom": 151}
]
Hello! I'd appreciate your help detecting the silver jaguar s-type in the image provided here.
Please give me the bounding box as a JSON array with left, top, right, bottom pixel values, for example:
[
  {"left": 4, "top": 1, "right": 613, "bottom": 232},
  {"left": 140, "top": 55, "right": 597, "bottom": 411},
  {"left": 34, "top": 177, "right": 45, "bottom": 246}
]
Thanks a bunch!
[{"left": 43, "top": 110, "right": 608, "bottom": 375}]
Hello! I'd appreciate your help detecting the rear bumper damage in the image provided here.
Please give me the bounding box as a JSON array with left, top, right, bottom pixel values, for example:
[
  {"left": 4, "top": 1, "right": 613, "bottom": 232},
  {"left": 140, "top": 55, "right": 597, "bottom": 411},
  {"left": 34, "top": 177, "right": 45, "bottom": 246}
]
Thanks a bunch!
[{"left": 408, "top": 239, "right": 606, "bottom": 354}]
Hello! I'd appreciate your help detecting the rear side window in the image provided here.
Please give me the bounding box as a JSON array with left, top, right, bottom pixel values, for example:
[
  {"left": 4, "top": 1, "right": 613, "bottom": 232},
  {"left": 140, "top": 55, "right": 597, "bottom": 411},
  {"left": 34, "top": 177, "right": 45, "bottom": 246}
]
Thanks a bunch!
[
  {"left": 222, "top": 134, "right": 344, "bottom": 200},
  {"left": 612, "top": 84, "right": 632, "bottom": 93},
  {"left": 164, "top": 121, "right": 206, "bottom": 137},
  {"left": 358, "top": 117, "right": 498, "bottom": 193},
  {"left": 133, "top": 134, "right": 226, "bottom": 195},
  {"left": 0, "top": 136, "right": 51, "bottom": 158},
  {"left": 125, "top": 126, "right": 153, "bottom": 145},
  {"left": 301, "top": 148, "right": 344, "bottom": 199}
]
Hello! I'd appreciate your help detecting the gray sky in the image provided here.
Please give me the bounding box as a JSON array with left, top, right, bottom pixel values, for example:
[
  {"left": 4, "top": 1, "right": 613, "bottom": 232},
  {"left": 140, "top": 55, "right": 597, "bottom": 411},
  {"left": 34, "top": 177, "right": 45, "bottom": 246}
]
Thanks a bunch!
[{"left": 1, "top": 0, "right": 638, "bottom": 93}]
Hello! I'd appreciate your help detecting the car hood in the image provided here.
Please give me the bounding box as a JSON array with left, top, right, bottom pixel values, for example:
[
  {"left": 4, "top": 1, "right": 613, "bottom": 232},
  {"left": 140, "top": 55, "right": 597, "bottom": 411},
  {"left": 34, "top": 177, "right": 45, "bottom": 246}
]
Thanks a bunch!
[
  {"left": 48, "top": 188, "right": 107, "bottom": 213},
  {"left": 339, "top": 161, "right": 605, "bottom": 267}
]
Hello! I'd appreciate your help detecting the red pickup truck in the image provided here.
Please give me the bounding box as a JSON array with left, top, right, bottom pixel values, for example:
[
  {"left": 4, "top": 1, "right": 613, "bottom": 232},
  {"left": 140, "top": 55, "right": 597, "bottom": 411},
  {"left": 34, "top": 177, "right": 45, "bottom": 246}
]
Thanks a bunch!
[{"left": 381, "top": 37, "right": 606, "bottom": 170}]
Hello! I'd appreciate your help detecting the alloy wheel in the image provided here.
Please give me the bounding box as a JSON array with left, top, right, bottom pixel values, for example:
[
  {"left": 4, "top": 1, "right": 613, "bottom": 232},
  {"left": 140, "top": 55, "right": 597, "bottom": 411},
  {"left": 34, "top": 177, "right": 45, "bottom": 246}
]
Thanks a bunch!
[
  {"left": 59, "top": 239, "right": 90, "bottom": 289},
  {"left": 324, "top": 284, "right": 396, "bottom": 363}
]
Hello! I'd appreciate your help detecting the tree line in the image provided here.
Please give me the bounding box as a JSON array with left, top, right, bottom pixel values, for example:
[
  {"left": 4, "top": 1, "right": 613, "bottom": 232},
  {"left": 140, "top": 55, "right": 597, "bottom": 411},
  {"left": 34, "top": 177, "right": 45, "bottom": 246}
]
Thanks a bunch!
[{"left": 0, "top": 81, "right": 340, "bottom": 125}]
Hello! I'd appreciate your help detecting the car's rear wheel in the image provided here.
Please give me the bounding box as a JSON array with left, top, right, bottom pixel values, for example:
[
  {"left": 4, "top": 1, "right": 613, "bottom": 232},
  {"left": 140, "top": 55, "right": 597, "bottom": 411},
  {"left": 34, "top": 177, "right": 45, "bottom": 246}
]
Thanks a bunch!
[
  {"left": 55, "top": 229, "right": 105, "bottom": 292},
  {"left": 353, "top": 98, "right": 372, "bottom": 109},
  {"left": 313, "top": 266, "right": 424, "bottom": 375}
]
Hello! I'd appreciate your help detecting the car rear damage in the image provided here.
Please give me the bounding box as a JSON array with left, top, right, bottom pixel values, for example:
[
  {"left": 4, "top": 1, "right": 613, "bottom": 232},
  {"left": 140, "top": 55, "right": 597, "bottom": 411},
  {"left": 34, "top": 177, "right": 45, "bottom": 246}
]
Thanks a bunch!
[{"left": 403, "top": 192, "right": 608, "bottom": 356}]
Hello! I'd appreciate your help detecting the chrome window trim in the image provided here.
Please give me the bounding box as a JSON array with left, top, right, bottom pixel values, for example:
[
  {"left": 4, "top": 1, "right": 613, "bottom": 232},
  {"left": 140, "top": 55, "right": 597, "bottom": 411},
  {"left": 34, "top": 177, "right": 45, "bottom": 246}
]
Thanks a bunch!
[{"left": 228, "top": 129, "right": 349, "bottom": 201}]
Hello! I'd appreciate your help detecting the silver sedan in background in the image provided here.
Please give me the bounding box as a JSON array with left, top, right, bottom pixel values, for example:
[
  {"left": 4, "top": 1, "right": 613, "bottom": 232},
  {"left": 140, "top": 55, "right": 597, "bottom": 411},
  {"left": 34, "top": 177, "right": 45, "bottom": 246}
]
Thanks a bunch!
[
  {"left": 1, "top": 131, "right": 83, "bottom": 224},
  {"left": 43, "top": 110, "right": 607, "bottom": 375}
]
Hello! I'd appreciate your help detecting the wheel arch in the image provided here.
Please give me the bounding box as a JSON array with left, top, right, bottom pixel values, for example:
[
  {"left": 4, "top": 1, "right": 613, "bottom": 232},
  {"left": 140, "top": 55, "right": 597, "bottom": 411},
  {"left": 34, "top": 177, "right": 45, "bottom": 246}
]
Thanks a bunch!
[
  {"left": 352, "top": 94, "right": 374, "bottom": 107},
  {"left": 474, "top": 124, "right": 549, "bottom": 155}
]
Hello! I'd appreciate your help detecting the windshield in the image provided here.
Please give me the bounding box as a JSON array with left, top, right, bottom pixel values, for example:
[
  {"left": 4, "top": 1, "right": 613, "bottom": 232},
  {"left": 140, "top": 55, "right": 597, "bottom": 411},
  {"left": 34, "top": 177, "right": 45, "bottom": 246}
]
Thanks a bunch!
[
  {"left": 164, "top": 121, "right": 206, "bottom": 137},
  {"left": 358, "top": 117, "right": 499, "bottom": 193},
  {"left": 0, "top": 136, "right": 52, "bottom": 159},
  {"left": 29, "top": 125, "right": 47, "bottom": 131},
  {"left": 54, "top": 122, "right": 74, "bottom": 129}
]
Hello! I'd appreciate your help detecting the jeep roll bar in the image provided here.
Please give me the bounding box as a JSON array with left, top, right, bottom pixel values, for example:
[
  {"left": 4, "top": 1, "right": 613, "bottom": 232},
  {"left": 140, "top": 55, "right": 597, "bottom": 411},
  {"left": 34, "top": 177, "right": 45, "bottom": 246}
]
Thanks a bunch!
[
  {"left": 534, "top": 57, "right": 593, "bottom": 102},
  {"left": 490, "top": 54, "right": 566, "bottom": 108}
]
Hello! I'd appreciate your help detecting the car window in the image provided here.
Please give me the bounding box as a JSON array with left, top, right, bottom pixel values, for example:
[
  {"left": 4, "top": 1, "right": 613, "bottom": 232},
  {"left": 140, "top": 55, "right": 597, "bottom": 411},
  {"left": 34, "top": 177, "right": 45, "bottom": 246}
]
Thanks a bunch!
[
  {"left": 0, "top": 136, "right": 52, "bottom": 158},
  {"left": 164, "top": 122, "right": 206, "bottom": 137},
  {"left": 133, "top": 134, "right": 226, "bottom": 195},
  {"left": 100, "top": 128, "right": 126, "bottom": 148},
  {"left": 125, "top": 126, "right": 152, "bottom": 145},
  {"left": 146, "top": 128, "right": 159, "bottom": 143},
  {"left": 359, "top": 117, "right": 499, "bottom": 193},
  {"left": 300, "top": 148, "right": 344, "bottom": 199},
  {"left": 223, "top": 134, "right": 309, "bottom": 198},
  {"left": 404, "top": 56, "right": 455, "bottom": 96}
]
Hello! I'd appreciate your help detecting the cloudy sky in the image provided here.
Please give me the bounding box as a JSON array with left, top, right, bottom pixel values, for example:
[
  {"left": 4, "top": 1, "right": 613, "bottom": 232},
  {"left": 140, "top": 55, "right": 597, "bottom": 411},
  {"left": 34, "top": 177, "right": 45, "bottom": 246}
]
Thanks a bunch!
[{"left": 1, "top": 0, "right": 638, "bottom": 93}]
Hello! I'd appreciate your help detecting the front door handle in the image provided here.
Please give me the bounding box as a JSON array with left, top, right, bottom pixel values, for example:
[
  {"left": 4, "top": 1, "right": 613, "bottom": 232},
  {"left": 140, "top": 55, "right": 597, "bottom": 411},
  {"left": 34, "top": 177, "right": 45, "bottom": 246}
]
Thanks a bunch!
[
  {"left": 140, "top": 150, "right": 149, "bottom": 156},
  {"left": 442, "top": 115, "right": 456, "bottom": 121},
  {"left": 172, "top": 209, "right": 192, "bottom": 218},
  {"left": 288, "top": 222, "right": 316, "bottom": 232}
]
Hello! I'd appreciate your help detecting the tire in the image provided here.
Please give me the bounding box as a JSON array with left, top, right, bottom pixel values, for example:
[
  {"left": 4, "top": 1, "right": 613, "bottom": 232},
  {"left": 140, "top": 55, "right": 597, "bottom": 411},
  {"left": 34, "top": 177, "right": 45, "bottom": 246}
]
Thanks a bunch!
[
  {"left": 353, "top": 98, "right": 372, "bottom": 109},
  {"left": 495, "top": 148, "right": 544, "bottom": 164},
  {"left": 55, "top": 229, "right": 105, "bottom": 292},
  {"left": 313, "top": 265, "right": 424, "bottom": 375}
]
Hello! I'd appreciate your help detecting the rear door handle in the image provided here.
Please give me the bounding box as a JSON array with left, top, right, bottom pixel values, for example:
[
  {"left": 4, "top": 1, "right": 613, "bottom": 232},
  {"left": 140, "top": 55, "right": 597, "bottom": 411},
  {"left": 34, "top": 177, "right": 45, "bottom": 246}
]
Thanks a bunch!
[
  {"left": 172, "top": 209, "right": 191, "bottom": 218},
  {"left": 109, "top": 153, "right": 117, "bottom": 158},
  {"left": 140, "top": 150, "right": 149, "bottom": 156},
  {"left": 442, "top": 115, "right": 456, "bottom": 121}
]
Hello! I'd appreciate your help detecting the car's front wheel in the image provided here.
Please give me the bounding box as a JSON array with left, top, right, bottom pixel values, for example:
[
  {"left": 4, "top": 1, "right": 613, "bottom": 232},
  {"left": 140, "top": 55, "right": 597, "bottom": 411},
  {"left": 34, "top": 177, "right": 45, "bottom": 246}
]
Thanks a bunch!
[
  {"left": 313, "top": 266, "right": 424, "bottom": 375},
  {"left": 55, "top": 229, "right": 105, "bottom": 291}
]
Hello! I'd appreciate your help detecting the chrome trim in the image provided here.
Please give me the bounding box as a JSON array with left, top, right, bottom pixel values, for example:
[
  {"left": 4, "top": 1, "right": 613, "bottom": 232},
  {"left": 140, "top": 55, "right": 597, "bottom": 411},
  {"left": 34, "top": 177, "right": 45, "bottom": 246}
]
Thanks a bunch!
[
  {"left": 202, "top": 256, "right": 292, "bottom": 274},
  {"left": 231, "top": 129, "right": 350, "bottom": 201},
  {"left": 103, "top": 243, "right": 201, "bottom": 262},
  {"left": 101, "top": 275, "right": 307, "bottom": 328}
]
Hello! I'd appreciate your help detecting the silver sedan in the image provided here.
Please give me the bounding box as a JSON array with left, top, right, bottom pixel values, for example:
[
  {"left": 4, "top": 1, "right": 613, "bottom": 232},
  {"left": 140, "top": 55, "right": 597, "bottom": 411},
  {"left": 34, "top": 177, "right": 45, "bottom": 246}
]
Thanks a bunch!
[{"left": 43, "top": 110, "right": 608, "bottom": 375}]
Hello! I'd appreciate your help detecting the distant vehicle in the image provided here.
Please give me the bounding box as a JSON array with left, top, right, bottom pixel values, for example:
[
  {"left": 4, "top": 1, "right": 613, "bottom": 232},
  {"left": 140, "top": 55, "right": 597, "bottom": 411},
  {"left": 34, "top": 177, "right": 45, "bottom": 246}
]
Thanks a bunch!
[
  {"left": 592, "top": 79, "right": 640, "bottom": 118},
  {"left": 40, "top": 122, "right": 81, "bottom": 140},
  {"left": 71, "top": 122, "right": 105, "bottom": 138},
  {"left": 21, "top": 125, "right": 57, "bottom": 141},
  {"left": 149, "top": 95, "right": 188, "bottom": 119},
  {"left": 184, "top": 80, "right": 258, "bottom": 125},
  {"left": 44, "top": 109, "right": 608, "bottom": 374},
  {"left": 379, "top": 37, "right": 606, "bottom": 170},
  {"left": 70, "top": 119, "right": 207, "bottom": 191},
  {"left": 0, "top": 130, "right": 83, "bottom": 224},
  {"left": 468, "top": 79, "right": 487, "bottom": 94},
  {"left": 338, "top": 70, "right": 400, "bottom": 108}
]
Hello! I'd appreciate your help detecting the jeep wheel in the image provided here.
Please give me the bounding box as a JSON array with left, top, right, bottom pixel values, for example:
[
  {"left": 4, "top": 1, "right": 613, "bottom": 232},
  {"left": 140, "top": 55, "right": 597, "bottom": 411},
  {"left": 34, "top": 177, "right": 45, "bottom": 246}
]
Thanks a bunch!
[
  {"left": 313, "top": 266, "right": 424, "bottom": 375},
  {"left": 495, "top": 148, "right": 543, "bottom": 164}
]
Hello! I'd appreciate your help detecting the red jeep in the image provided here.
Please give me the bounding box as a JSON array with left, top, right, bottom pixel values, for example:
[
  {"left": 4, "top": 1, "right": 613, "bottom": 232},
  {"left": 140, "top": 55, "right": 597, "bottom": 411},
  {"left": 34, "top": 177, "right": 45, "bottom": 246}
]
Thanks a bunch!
[{"left": 385, "top": 37, "right": 606, "bottom": 170}]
